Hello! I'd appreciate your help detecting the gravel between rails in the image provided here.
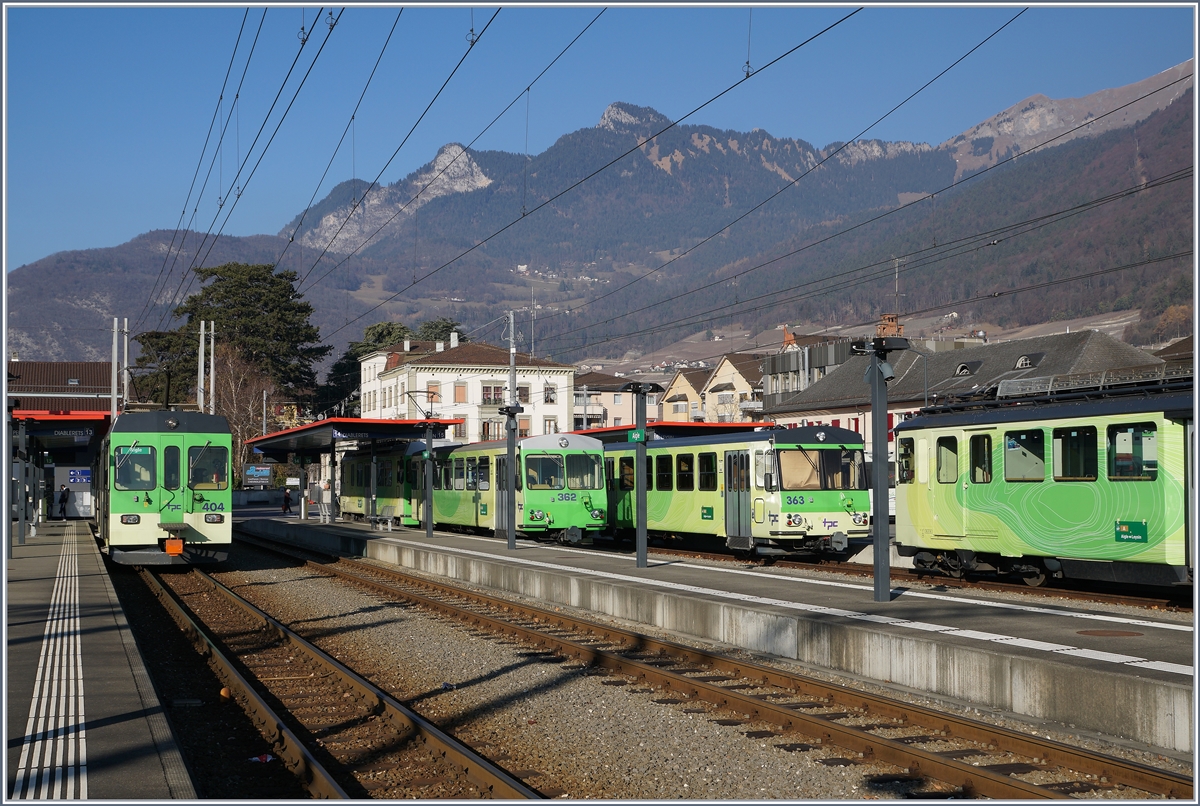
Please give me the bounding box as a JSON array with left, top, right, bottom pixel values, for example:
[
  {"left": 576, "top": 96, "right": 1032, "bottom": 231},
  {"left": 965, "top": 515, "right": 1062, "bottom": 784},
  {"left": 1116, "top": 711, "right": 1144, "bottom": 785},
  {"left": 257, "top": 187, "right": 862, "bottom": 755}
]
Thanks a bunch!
[{"left": 215, "top": 545, "right": 948, "bottom": 799}]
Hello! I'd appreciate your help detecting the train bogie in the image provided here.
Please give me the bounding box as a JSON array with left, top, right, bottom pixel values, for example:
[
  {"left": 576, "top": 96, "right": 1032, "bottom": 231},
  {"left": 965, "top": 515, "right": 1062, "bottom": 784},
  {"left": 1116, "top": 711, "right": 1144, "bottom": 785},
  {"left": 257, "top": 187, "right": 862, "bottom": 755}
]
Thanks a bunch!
[{"left": 93, "top": 411, "right": 232, "bottom": 565}]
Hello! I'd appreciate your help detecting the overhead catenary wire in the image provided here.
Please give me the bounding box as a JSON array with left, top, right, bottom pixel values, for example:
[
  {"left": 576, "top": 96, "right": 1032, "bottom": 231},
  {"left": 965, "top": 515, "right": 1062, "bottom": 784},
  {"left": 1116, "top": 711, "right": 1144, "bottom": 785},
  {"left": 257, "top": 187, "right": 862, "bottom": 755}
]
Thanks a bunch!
[
  {"left": 296, "top": 8, "right": 606, "bottom": 296},
  {"left": 153, "top": 8, "right": 344, "bottom": 333},
  {"left": 133, "top": 9, "right": 258, "bottom": 333},
  {"left": 537, "top": 67, "right": 1192, "bottom": 352},
  {"left": 273, "top": 8, "right": 404, "bottom": 270},
  {"left": 533, "top": 8, "right": 1029, "bottom": 340},
  {"left": 294, "top": 9, "right": 503, "bottom": 291},
  {"left": 320, "top": 7, "right": 863, "bottom": 341},
  {"left": 548, "top": 167, "right": 1191, "bottom": 354}
]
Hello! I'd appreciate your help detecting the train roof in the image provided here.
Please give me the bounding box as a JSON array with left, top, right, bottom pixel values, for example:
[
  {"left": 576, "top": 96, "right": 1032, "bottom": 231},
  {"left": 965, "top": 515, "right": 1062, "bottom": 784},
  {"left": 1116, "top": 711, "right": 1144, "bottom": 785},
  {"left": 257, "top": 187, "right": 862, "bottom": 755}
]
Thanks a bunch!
[
  {"left": 601, "top": 425, "right": 864, "bottom": 451},
  {"left": 435, "top": 433, "right": 604, "bottom": 453},
  {"left": 895, "top": 389, "right": 1193, "bottom": 432},
  {"left": 111, "top": 410, "right": 230, "bottom": 434}
]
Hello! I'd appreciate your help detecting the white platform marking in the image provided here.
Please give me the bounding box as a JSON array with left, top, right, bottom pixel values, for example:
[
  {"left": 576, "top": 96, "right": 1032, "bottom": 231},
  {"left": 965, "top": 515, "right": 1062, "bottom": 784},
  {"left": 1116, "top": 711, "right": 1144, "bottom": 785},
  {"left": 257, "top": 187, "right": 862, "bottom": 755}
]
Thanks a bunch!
[{"left": 12, "top": 526, "right": 88, "bottom": 799}]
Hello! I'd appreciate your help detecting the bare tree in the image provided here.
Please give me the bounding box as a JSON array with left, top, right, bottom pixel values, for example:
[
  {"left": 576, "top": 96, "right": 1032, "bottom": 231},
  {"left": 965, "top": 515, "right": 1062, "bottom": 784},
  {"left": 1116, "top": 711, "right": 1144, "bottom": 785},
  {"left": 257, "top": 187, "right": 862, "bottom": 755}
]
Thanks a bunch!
[{"left": 212, "top": 343, "right": 277, "bottom": 475}]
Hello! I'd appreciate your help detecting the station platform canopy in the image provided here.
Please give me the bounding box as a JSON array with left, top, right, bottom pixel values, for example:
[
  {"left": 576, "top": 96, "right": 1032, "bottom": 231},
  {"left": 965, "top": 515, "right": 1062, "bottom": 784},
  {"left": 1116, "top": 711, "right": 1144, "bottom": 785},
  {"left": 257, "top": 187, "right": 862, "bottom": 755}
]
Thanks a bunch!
[
  {"left": 246, "top": 417, "right": 464, "bottom": 462},
  {"left": 574, "top": 421, "right": 771, "bottom": 445}
]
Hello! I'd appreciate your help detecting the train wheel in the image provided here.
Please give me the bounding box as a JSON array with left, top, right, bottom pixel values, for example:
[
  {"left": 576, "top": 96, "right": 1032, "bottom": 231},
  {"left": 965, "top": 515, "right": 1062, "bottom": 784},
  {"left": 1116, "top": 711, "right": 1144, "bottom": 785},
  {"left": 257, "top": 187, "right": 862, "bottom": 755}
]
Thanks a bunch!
[{"left": 1020, "top": 561, "right": 1048, "bottom": 587}]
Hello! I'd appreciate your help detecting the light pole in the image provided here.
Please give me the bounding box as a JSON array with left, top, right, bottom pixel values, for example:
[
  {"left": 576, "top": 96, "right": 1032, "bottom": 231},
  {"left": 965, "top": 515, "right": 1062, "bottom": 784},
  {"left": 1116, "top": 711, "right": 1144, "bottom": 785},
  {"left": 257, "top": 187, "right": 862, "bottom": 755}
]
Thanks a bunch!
[
  {"left": 406, "top": 390, "right": 440, "bottom": 541},
  {"left": 911, "top": 350, "right": 929, "bottom": 408},
  {"left": 619, "top": 381, "right": 663, "bottom": 568},
  {"left": 851, "top": 336, "right": 909, "bottom": 603}
]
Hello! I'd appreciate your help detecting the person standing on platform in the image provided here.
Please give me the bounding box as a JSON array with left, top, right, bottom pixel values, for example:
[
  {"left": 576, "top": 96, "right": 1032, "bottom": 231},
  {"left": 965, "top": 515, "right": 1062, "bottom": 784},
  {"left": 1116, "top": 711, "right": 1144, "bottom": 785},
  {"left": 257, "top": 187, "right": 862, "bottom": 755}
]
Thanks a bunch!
[
  {"left": 57, "top": 485, "right": 69, "bottom": 520},
  {"left": 282, "top": 488, "right": 293, "bottom": 515}
]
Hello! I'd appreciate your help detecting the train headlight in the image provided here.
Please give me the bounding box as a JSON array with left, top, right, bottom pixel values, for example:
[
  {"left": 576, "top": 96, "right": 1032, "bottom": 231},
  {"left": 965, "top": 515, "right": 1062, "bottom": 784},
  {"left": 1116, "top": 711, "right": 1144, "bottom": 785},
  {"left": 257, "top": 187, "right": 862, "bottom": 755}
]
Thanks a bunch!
[
  {"left": 851, "top": 513, "right": 866, "bottom": 526},
  {"left": 590, "top": 509, "right": 604, "bottom": 520},
  {"left": 120, "top": 514, "right": 140, "bottom": 525},
  {"left": 529, "top": 510, "right": 545, "bottom": 521},
  {"left": 204, "top": 514, "right": 225, "bottom": 524}
]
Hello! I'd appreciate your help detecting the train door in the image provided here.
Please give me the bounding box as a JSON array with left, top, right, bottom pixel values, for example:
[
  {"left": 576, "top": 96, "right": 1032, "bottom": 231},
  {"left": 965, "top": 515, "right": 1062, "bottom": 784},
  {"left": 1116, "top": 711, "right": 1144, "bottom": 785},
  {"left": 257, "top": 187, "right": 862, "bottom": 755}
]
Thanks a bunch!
[
  {"left": 963, "top": 430, "right": 997, "bottom": 536},
  {"left": 495, "top": 456, "right": 510, "bottom": 540},
  {"left": 931, "top": 432, "right": 964, "bottom": 537},
  {"left": 724, "top": 450, "right": 751, "bottom": 546}
]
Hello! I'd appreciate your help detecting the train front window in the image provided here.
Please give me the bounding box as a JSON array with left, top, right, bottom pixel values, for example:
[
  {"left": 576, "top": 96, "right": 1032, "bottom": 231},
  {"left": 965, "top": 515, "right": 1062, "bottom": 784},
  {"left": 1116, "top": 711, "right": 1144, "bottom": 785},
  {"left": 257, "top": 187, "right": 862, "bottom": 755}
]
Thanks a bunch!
[
  {"left": 188, "top": 445, "right": 228, "bottom": 490},
  {"left": 897, "top": 438, "right": 915, "bottom": 484},
  {"left": 164, "top": 446, "right": 180, "bottom": 490},
  {"left": 526, "top": 456, "right": 565, "bottom": 489},
  {"left": 566, "top": 454, "right": 603, "bottom": 490},
  {"left": 114, "top": 446, "right": 156, "bottom": 491},
  {"left": 776, "top": 448, "right": 866, "bottom": 491}
]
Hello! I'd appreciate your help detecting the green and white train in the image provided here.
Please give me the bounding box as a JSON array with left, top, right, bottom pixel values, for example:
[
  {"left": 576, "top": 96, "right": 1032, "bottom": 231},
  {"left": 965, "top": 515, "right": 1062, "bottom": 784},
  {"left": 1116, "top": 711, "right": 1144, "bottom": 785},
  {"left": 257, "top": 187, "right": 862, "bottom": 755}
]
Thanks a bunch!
[
  {"left": 602, "top": 427, "right": 870, "bottom": 557},
  {"left": 894, "top": 383, "right": 1193, "bottom": 587},
  {"left": 339, "top": 433, "right": 608, "bottom": 542},
  {"left": 92, "top": 411, "right": 233, "bottom": 565}
]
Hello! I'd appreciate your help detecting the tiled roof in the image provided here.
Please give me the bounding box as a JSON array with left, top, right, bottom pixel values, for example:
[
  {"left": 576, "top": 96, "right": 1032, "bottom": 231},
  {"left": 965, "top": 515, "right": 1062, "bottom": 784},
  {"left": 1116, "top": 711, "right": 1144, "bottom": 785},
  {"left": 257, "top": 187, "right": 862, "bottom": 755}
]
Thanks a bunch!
[
  {"left": 574, "top": 371, "right": 627, "bottom": 391},
  {"left": 767, "top": 330, "right": 1162, "bottom": 414},
  {"left": 724, "top": 352, "right": 764, "bottom": 385},
  {"left": 8, "top": 361, "right": 115, "bottom": 412},
  {"left": 1154, "top": 335, "right": 1193, "bottom": 363}
]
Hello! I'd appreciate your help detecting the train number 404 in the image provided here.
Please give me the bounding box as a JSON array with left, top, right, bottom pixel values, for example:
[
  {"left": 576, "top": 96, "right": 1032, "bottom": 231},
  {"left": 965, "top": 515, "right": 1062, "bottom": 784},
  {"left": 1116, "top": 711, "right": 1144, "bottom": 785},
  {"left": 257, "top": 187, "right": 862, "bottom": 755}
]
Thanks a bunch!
[{"left": 201, "top": 502, "right": 226, "bottom": 512}]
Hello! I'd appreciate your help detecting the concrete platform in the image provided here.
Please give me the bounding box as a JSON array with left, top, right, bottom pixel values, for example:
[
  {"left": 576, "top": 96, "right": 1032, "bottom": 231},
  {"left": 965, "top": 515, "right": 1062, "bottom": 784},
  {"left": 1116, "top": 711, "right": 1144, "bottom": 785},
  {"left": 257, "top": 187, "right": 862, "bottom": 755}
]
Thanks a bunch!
[
  {"left": 236, "top": 513, "right": 1194, "bottom": 756},
  {"left": 6, "top": 520, "right": 194, "bottom": 799}
]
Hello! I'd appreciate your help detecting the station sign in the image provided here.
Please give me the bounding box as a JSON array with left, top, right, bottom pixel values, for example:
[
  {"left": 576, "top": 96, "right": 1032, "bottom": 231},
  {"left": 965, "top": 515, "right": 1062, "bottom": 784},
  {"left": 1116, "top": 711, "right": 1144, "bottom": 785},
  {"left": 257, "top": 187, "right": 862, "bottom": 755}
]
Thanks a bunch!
[{"left": 627, "top": 429, "right": 646, "bottom": 443}]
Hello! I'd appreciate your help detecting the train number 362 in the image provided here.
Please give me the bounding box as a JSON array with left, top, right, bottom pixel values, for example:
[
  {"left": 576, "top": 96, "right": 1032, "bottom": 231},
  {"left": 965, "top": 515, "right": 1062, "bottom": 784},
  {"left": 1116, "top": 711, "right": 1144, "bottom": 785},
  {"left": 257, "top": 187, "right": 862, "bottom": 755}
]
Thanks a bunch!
[
  {"left": 554, "top": 493, "right": 578, "bottom": 502},
  {"left": 201, "top": 502, "right": 226, "bottom": 512}
]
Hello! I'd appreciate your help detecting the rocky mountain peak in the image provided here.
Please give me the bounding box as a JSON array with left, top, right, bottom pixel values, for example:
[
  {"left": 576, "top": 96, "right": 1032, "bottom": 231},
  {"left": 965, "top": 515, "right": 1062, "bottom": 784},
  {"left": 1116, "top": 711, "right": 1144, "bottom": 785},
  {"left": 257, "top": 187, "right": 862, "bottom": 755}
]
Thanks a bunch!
[{"left": 597, "top": 102, "right": 672, "bottom": 135}]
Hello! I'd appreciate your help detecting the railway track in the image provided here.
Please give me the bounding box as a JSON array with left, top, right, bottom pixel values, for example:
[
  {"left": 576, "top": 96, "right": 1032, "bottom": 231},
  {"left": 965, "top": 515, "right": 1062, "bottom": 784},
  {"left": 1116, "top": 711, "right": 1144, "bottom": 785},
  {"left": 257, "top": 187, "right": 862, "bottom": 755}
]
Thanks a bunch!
[
  {"left": 238, "top": 531, "right": 1193, "bottom": 800},
  {"left": 139, "top": 566, "right": 542, "bottom": 799}
]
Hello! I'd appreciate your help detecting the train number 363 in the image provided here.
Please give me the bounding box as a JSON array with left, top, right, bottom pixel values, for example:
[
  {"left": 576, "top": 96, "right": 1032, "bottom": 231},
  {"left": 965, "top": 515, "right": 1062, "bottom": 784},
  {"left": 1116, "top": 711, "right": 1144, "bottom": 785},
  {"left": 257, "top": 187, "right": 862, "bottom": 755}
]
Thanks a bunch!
[
  {"left": 201, "top": 502, "right": 226, "bottom": 512},
  {"left": 785, "top": 495, "right": 806, "bottom": 506}
]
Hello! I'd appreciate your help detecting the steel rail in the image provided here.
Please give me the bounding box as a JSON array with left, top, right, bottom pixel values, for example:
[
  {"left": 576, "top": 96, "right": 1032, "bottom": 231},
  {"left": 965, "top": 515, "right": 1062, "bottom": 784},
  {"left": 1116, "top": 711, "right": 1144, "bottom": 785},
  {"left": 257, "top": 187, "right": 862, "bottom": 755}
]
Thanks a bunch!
[
  {"left": 138, "top": 568, "right": 350, "bottom": 799},
  {"left": 292, "top": 549, "right": 1192, "bottom": 800},
  {"left": 191, "top": 568, "right": 545, "bottom": 800}
]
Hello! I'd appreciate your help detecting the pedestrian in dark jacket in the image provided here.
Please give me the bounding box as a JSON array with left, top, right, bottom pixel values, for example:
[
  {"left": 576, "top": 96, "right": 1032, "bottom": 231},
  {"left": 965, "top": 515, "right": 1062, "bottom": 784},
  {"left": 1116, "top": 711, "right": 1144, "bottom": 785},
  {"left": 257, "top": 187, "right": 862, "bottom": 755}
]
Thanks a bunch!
[
  {"left": 282, "top": 488, "right": 293, "bottom": 514},
  {"left": 58, "top": 485, "right": 69, "bottom": 519}
]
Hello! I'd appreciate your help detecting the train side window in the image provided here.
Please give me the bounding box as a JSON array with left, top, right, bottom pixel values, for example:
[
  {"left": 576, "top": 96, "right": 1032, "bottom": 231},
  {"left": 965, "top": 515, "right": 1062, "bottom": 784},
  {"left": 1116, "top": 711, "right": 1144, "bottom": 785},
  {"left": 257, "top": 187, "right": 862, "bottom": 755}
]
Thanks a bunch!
[
  {"left": 936, "top": 437, "right": 958, "bottom": 484},
  {"left": 441, "top": 459, "right": 453, "bottom": 490},
  {"left": 619, "top": 457, "right": 635, "bottom": 491},
  {"left": 605, "top": 457, "right": 615, "bottom": 491},
  {"left": 655, "top": 455, "right": 673, "bottom": 491},
  {"left": 1004, "top": 430, "right": 1045, "bottom": 482},
  {"left": 379, "top": 459, "right": 393, "bottom": 488},
  {"left": 477, "top": 457, "right": 490, "bottom": 491},
  {"left": 410, "top": 459, "right": 422, "bottom": 490},
  {"left": 897, "top": 438, "right": 915, "bottom": 484},
  {"left": 754, "top": 450, "right": 770, "bottom": 489},
  {"left": 676, "top": 453, "right": 694, "bottom": 491},
  {"left": 454, "top": 458, "right": 466, "bottom": 490},
  {"left": 1053, "top": 426, "right": 1097, "bottom": 481},
  {"left": 432, "top": 459, "right": 443, "bottom": 490},
  {"left": 188, "top": 445, "right": 228, "bottom": 490},
  {"left": 164, "top": 446, "right": 181, "bottom": 490},
  {"left": 465, "top": 458, "right": 477, "bottom": 491},
  {"left": 969, "top": 435, "right": 992, "bottom": 484},
  {"left": 115, "top": 446, "right": 156, "bottom": 491},
  {"left": 698, "top": 452, "right": 718, "bottom": 491},
  {"left": 1107, "top": 423, "right": 1157, "bottom": 481}
]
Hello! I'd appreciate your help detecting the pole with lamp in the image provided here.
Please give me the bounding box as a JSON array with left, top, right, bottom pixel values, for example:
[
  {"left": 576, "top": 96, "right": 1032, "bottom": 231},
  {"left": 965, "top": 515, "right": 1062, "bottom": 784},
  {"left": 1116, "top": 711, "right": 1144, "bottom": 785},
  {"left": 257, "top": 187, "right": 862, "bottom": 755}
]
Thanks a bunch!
[
  {"left": 850, "top": 336, "right": 909, "bottom": 603},
  {"left": 406, "top": 390, "right": 440, "bottom": 542},
  {"left": 619, "top": 381, "right": 663, "bottom": 568},
  {"left": 500, "top": 311, "right": 523, "bottom": 550}
]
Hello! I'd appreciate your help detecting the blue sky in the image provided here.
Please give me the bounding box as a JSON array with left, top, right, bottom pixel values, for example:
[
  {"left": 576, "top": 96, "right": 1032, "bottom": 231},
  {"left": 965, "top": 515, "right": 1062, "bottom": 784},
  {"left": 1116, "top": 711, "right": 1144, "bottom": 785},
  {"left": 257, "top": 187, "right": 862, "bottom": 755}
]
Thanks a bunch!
[{"left": 4, "top": 4, "right": 1195, "bottom": 270}]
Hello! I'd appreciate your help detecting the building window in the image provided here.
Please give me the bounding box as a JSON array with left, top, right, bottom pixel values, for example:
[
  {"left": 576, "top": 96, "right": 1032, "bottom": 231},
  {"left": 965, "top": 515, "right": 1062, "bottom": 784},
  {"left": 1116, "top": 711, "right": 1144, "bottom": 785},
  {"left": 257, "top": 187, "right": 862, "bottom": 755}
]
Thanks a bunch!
[
  {"left": 427, "top": 382, "right": 441, "bottom": 404},
  {"left": 672, "top": 402, "right": 687, "bottom": 414},
  {"left": 483, "top": 385, "right": 504, "bottom": 404},
  {"left": 453, "top": 422, "right": 467, "bottom": 439},
  {"left": 517, "top": 386, "right": 530, "bottom": 404},
  {"left": 518, "top": 417, "right": 531, "bottom": 438},
  {"left": 543, "top": 417, "right": 558, "bottom": 434},
  {"left": 647, "top": 394, "right": 657, "bottom": 406},
  {"left": 613, "top": 393, "right": 623, "bottom": 405},
  {"left": 543, "top": 385, "right": 557, "bottom": 404},
  {"left": 718, "top": 393, "right": 734, "bottom": 405},
  {"left": 1107, "top": 423, "right": 1157, "bottom": 481},
  {"left": 454, "top": 383, "right": 467, "bottom": 403},
  {"left": 613, "top": 418, "right": 622, "bottom": 427}
]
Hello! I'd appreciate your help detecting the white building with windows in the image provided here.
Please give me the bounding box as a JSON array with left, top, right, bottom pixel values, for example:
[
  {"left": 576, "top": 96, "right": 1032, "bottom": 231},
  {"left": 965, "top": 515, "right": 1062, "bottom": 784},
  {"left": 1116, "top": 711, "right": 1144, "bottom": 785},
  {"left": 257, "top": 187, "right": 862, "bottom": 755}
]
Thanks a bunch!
[{"left": 359, "top": 334, "right": 576, "bottom": 443}]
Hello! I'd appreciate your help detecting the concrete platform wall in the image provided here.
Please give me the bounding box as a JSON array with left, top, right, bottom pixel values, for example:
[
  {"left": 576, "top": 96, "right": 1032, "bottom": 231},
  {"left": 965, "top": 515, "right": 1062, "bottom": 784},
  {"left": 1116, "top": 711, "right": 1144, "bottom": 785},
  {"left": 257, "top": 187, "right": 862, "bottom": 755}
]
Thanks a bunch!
[{"left": 240, "top": 519, "right": 1192, "bottom": 753}]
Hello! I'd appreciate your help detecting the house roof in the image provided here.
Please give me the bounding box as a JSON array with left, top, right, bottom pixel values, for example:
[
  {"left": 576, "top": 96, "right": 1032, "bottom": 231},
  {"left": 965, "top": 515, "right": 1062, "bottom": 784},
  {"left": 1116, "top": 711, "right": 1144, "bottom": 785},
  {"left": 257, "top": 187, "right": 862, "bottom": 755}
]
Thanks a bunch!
[
  {"left": 767, "top": 330, "right": 1163, "bottom": 414},
  {"left": 1154, "top": 335, "right": 1193, "bottom": 364},
  {"left": 7, "top": 361, "right": 116, "bottom": 413},
  {"left": 382, "top": 340, "right": 573, "bottom": 373},
  {"left": 722, "top": 352, "right": 764, "bottom": 386},
  {"left": 573, "top": 371, "right": 627, "bottom": 391}
]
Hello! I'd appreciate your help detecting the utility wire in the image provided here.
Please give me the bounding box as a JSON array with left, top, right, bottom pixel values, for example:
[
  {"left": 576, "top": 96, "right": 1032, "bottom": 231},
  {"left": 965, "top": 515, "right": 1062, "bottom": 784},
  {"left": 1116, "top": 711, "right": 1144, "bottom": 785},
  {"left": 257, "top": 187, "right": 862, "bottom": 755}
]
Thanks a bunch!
[
  {"left": 535, "top": 8, "right": 1028, "bottom": 337},
  {"left": 295, "top": 9, "right": 503, "bottom": 290},
  {"left": 134, "top": 9, "right": 259, "bottom": 333},
  {"left": 274, "top": 9, "right": 405, "bottom": 271},
  {"left": 321, "top": 7, "right": 863, "bottom": 341},
  {"left": 297, "top": 8, "right": 606, "bottom": 296},
  {"left": 539, "top": 68, "right": 1192, "bottom": 350}
]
